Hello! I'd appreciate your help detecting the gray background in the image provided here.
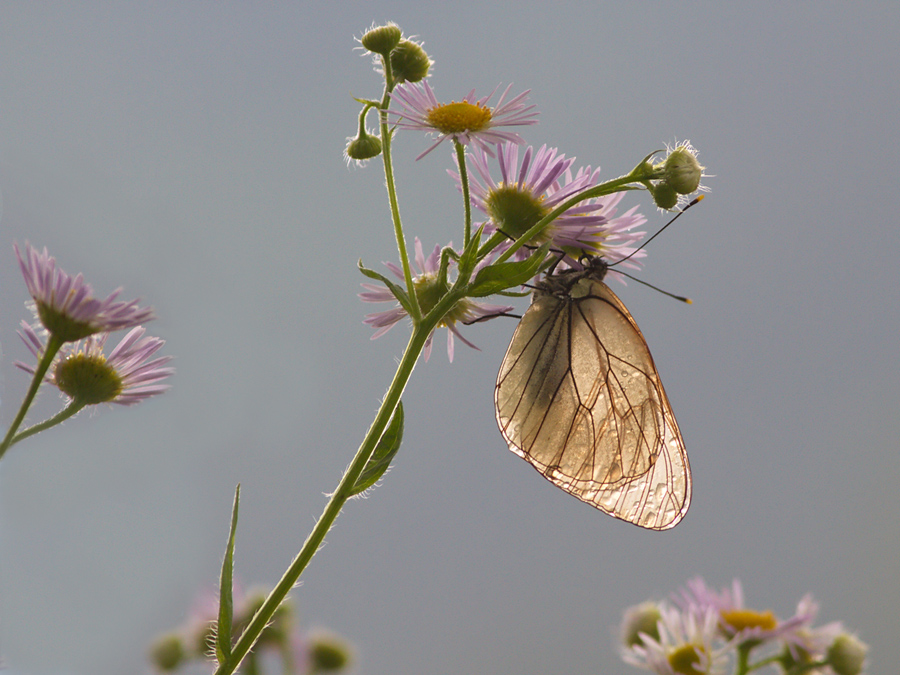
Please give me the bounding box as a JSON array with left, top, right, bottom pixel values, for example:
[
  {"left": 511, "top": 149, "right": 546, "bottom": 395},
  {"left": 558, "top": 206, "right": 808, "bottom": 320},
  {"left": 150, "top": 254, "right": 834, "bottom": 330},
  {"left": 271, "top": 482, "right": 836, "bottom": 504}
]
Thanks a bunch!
[{"left": 1, "top": 3, "right": 897, "bottom": 674}]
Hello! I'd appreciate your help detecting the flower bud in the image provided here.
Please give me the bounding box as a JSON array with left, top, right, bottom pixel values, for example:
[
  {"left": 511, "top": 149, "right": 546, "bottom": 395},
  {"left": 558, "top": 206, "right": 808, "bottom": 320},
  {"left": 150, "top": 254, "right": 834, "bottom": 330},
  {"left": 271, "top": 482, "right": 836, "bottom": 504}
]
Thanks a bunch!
[
  {"left": 661, "top": 144, "right": 704, "bottom": 195},
  {"left": 148, "top": 633, "right": 186, "bottom": 671},
  {"left": 620, "top": 602, "right": 662, "bottom": 647},
  {"left": 827, "top": 633, "right": 868, "bottom": 675},
  {"left": 308, "top": 630, "right": 353, "bottom": 672},
  {"left": 390, "top": 40, "right": 431, "bottom": 83},
  {"left": 360, "top": 23, "right": 402, "bottom": 56},
  {"left": 344, "top": 129, "right": 382, "bottom": 164},
  {"left": 650, "top": 181, "right": 679, "bottom": 210}
]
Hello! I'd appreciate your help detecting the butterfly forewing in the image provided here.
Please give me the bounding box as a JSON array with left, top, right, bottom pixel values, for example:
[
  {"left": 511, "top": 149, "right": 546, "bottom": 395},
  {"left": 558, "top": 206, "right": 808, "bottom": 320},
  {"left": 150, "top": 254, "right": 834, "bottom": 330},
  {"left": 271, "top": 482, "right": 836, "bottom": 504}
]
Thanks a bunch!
[{"left": 495, "top": 263, "right": 691, "bottom": 530}]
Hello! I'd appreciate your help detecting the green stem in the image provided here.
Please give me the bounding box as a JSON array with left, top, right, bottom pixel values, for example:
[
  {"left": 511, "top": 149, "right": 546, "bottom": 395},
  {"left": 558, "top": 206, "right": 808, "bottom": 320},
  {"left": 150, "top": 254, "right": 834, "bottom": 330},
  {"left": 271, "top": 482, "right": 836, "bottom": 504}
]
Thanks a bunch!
[
  {"left": 493, "top": 175, "right": 645, "bottom": 265},
  {"left": 8, "top": 401, "right": 87, "bottom": 448},
  {"left": 0, "top": 332, "right": 65, "bottom": 461},
  {"left": 213, "top": 289, "right": 462, "bottom": 675},
  {"left": 735, "top": 642, "right": 752, "bottom": 675},
  {"left": 454, "top": 141, "right": 473, "bottom": 248},
  {"left": 378, "top": 76, "right": 420, "bottom": 320}
]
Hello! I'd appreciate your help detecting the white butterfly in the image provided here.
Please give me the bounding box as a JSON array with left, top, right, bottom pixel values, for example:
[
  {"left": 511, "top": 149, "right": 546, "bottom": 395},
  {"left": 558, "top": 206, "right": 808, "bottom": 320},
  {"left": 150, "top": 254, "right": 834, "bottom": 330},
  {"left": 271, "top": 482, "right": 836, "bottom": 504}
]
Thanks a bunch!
[{"left": 495, "top": 257, "right": 691, "bottom": 529}]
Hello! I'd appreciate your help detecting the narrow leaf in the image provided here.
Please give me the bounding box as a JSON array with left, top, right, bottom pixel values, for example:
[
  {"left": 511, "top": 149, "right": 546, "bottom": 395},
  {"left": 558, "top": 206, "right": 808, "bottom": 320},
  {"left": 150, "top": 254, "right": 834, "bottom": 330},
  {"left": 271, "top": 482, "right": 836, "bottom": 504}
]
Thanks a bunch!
[
  {"left": 358, "top": 259, "right": 413, "bottom": 315},
  {"left": 349, "top": 401, "right": 404, "bottom": 496},
  {"left": 456, "top": 223, "right": 487, "bottom": 279},
  {"left": 216, "top": 484, "right": 241, "bottom": 664}
]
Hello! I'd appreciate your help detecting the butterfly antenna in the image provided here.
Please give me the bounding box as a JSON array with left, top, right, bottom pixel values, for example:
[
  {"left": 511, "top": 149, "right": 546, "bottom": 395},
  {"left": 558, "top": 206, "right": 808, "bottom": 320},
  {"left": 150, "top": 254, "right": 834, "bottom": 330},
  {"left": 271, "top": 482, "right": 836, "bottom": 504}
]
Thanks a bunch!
[
  {"left": 610, "top": 195, "right": 703, "bottom": 268},
  {"left": 614, "top": 269, "right": 692, "bottom": 304}
]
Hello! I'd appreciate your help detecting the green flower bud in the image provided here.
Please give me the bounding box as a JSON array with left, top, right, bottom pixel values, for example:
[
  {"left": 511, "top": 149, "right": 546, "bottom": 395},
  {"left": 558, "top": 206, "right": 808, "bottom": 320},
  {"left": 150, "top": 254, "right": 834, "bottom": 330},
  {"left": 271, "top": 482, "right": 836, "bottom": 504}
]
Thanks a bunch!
[
  {"left": 308, "top": 630, "right": 353, "bottom": 672},
  {"left": 148, "top": 633, "right": 186, "bottom": 672},
  {"left": 620, "top": 602, "right": 663, "bottom": 647},
  {"left": 344, "top": 129, "right": 382, "bottom": 164},
  {"left": 54, "top": 352, "right": 122, "bottom": 404},
  {"left": 390, "top": 40, "right": 431, "bottom": 83},
  {"left": 650, "top": 181, "right": 679, "bottom": 210},
  {"left": 827, "top": 633, "right": 868, "bottom": 675},
  {"left": 662, "top": 145, "right": 704, "bottom": 195},
  {"left": 360, "top": 23, "right": 402, "bottom": 56}
]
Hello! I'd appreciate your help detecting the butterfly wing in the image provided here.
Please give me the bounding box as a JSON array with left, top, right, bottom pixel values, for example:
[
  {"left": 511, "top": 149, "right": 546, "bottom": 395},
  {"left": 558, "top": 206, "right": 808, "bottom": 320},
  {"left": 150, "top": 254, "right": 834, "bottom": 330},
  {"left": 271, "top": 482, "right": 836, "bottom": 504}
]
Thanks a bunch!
[{"left": 495, "top": 274, "right": 691, "bottom": 530}]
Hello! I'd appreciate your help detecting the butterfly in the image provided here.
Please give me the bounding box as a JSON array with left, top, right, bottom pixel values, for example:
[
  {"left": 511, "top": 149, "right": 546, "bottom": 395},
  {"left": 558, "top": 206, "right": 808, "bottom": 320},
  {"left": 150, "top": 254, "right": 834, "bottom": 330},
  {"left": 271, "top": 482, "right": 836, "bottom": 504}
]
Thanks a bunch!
[{"left": 494, "top": 256, "right": 691, "bottom": 529}]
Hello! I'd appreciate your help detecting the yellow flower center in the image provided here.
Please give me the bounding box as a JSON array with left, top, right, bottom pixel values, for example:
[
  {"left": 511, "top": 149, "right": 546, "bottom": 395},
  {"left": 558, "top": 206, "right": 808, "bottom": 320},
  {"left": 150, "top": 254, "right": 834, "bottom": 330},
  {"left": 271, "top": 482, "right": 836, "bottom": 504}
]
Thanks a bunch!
[
  {"left": 720, "top": 609, "right": 777, "bottom": 634},
  {"left": 55, "top": 352, "right": 123, "bottom": 404},
  {"left": 426, "top": 100, "right": 492, "bottom": 134},
  {"left": 668, "top": 644, "right": 707, "bottom": 675}
]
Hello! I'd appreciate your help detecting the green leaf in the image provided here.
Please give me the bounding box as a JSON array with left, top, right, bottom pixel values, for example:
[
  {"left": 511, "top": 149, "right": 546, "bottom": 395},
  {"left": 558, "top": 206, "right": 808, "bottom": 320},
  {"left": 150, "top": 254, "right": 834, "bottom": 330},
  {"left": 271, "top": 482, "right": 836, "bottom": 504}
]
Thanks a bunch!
[
  {"left": 467, "top": 244, "right": 549, "bottom": 297},
  {"left": 358, "top": 259, "right": 413, "bottom": 315},
  {"left": 456, "top": 223, "right": 486, "bottom": 280},
  {"left": 349, "top": 401, "right": 404, "bottom": 496},
  {"left": 216, "top": 484, "right": 241, "bottom": 664}
]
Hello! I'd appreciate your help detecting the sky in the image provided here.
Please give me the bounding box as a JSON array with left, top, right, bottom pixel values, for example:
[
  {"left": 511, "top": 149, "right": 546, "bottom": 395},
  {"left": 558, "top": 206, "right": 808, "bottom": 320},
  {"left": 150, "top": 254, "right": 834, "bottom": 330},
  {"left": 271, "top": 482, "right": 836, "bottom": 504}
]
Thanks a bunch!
[{"left": 1, "top": 2, "right": 898, "bottom": 674}]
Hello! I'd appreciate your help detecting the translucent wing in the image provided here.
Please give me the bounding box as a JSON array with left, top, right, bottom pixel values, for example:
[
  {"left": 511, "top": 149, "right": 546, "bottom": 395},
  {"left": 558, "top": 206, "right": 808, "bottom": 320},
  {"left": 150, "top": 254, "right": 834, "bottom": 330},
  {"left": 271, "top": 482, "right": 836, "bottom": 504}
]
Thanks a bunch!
[{"left": 495, "top": 267, "right": 691, "bottom": 530}]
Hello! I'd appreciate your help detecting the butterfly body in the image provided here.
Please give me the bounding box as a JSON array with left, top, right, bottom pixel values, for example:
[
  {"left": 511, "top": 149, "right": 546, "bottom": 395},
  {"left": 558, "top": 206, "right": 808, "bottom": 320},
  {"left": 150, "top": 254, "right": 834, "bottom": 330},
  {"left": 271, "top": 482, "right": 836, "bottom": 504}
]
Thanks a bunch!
[{"left": 495, "top": 258, "right": 691, "bottom": 530}]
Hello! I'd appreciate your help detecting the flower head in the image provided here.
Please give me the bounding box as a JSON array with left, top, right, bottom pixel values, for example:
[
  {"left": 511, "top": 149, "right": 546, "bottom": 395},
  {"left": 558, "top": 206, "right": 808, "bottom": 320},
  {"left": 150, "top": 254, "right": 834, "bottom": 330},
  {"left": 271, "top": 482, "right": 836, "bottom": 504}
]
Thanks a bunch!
[
  {"left": 389, "top": 82, "right": 537, "bottom": 160},
  {"left": 674, "top": 578, "right": 815, "bottom": 645},
  {"left": 621, "top": 603, "right": 729, "bottom": 675},
  {"left": 15, "top": 242, "right": 155, "bottom": 342},
  {"left": 17, "top": 323, "right": 173, "bottom": 406},
  {"left": 461, "top": 142, "right": 647, "bottom": 279},
  {"left": 622, "top": 579, "right": 868, "bottom": 675},
  {"left": 359, "top": 239, "right": 512, "bottom": 362}
]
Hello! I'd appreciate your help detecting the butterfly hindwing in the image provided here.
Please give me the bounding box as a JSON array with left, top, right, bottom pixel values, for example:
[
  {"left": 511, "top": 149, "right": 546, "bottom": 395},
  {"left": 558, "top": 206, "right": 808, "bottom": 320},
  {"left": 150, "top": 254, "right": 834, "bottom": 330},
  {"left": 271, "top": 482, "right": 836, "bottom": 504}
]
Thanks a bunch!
[{"left": 495, "top": 261, "right": 691, "bottom": 530}]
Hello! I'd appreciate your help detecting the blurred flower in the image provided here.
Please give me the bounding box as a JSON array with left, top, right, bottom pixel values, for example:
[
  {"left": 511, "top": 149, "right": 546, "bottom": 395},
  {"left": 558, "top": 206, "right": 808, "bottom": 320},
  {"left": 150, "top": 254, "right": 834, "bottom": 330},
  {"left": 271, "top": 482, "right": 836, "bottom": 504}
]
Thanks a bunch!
[
  {"left": 17, "top": 323, "right": 173, "bottom": 406},
  {"left": 307, "top": 629, "right": 354, "bottom": 673},
  {"left": 621, "top": 579, "right": 868, "bottom": 675},
  {"left": 15, "top": 242, "right": 155, "bottom": 342},
  {"left": 827, "top": 633, "right": 868, "bottom": 675},
  {"left": 460, "top": 142, "right": 647, "bottom": 279},
  {"left": 151, "top": 585, "right": 355, "bottom": 674},
  {"left": 621, "top": 601, "right": 664, "bottom": 648},
  {"left": 359, "top": 238, "right": 512, "bottom": 362},
  {"left": 389, "top": 82, "right": 537, "bottom": 159},
  {"left": 621, "top": 603, "right": 729, "bottom": 675},
  {"left": 674, "top": 577, "right": 815, "bottom": 645}
]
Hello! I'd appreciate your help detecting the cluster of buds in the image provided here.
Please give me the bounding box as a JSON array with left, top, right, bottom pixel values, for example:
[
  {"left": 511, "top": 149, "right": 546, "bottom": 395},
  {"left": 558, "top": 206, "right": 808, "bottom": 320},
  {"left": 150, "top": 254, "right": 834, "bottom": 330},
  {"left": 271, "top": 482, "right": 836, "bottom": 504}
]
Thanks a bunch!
[{"left": 149, "top": 587, "right": 352, "bottom": 674}]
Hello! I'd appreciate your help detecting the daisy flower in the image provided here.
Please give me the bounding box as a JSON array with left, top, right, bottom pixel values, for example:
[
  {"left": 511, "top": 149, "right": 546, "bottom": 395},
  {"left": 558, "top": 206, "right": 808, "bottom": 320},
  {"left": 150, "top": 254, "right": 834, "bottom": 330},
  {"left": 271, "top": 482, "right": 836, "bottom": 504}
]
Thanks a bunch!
[
  {"left": 460, "top": 142, "right": 648, "bottom": 280},
  {"left": 389, "top": 81, "right": 538, "bottom": 160},
  {"left": 17, "top": 322, "right": 173, "bottom": 406},
  {"left": 621, "top": 603, "right": 730, "bottom": 675},
  {"left": 674, "top": 578, "right": 816, "bottom": 645},
  {"left": 359, "top": 239, "right": 513, "bottom": 362},
  {"left": 15, "top": 242, "right": 155, "bottom": 342}
]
